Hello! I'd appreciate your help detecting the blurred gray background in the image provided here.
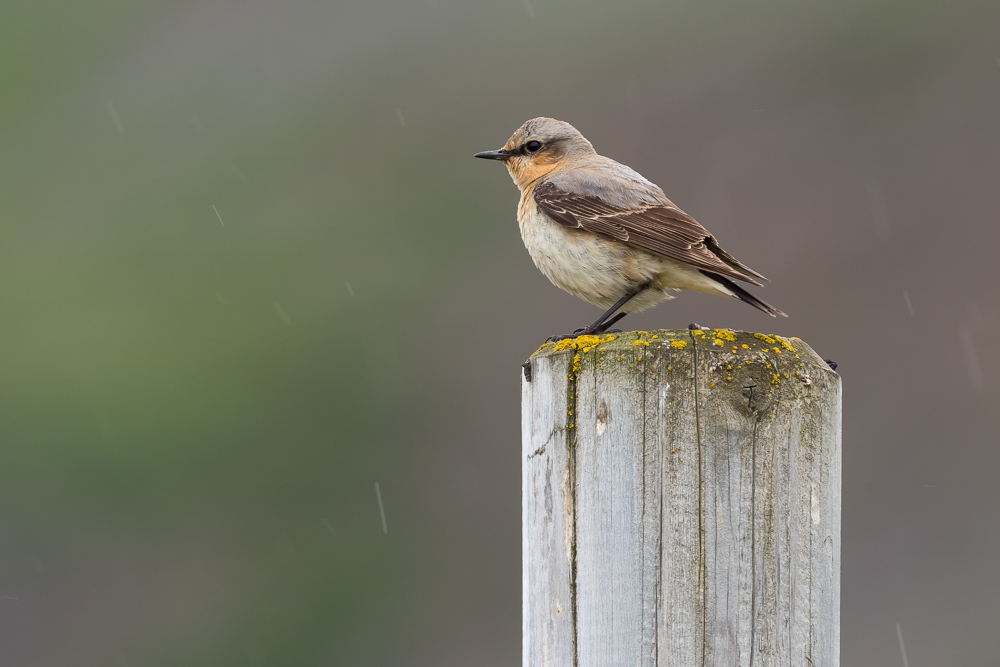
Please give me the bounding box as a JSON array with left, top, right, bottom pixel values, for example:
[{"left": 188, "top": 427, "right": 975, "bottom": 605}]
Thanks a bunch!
[{"left": 2, "top": 1, "right": 999, "bottom": 665}]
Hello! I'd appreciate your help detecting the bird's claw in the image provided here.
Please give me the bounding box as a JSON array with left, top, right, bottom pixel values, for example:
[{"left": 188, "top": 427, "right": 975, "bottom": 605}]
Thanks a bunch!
[{"left": 547, "top": 326, "right": 599, "bottom": 343}]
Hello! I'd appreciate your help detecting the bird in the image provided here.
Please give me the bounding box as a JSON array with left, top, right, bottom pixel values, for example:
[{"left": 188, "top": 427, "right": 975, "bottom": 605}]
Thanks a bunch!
[{"left": 475, "top": 117, "right": 786, "bottom": 340}]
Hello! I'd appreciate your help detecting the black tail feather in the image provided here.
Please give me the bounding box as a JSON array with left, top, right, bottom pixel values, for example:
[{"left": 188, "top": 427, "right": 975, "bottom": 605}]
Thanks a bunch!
[{"left": 702, "top": 271, "right": 787, "bottom": 318}]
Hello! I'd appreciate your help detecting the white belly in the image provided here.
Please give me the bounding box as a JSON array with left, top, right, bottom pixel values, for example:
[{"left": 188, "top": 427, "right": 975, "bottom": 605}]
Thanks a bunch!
[{"left": 518, "top": 205, "right": 647, "bottom": 309}]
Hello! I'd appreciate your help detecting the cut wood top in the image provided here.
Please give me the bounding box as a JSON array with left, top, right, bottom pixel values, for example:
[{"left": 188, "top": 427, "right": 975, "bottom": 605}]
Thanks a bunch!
[
  {"left": 527, "top": 328, "right": 838, "bottom": 413},
  {"left": 532, "top": 329, "right": 835, "bottom": 370}
]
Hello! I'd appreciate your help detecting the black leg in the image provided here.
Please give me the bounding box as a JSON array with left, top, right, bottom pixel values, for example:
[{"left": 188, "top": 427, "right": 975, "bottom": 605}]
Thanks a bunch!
[
  {"left": 546, "top": 285, "right": 647, "bottom": 342},
  {"left": 582, "top": 285, "right": 645, "bottom": 332},
  {"left": 595, "top": 311, "right": 628, "bottom": 333}
]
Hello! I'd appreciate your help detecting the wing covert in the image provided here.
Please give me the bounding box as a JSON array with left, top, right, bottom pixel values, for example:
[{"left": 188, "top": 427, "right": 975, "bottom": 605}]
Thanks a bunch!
[{"left": 533, "top": 181, "right": 767, "bottom": 285}]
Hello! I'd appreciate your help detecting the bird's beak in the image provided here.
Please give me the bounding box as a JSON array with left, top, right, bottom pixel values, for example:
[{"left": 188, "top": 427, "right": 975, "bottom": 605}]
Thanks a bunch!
[{"left": 474, "top": 149, "right": 513, "bottom": 160}]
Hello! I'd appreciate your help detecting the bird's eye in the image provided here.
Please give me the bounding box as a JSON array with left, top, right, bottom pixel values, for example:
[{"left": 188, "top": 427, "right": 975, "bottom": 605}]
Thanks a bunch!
[{"left": 525, "top": 140, "right": 542, "bottom": 153}]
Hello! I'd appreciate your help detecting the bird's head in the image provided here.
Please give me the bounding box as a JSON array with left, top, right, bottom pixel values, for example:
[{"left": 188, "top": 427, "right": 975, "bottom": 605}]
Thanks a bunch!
[{"left": 475, "top": 117, "right": 596, "bottom": 189}]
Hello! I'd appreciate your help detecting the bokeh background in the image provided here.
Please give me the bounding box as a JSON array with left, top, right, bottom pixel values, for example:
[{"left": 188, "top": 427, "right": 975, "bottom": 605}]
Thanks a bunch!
[{"left": 2, "top": 1, "right": 999, "bottom": 665}]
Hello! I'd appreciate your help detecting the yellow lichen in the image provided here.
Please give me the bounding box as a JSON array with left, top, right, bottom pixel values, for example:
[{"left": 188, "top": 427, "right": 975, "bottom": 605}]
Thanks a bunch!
[
  {"left": 633, "top": 340, "right": 650, "bottom": 347},
  {"left": 572, "top": 354, "right": 581, "bottom": 372},
  {"left": 713, "top": 339, "right": 724, "bottom": 347},
  {"left": 553, "top": 333, "right": 616, "bottom": 355},
  {"left": 754, "top": 333, "right": 778, "bottom": 344},
  {"left": 773, "top": 347, "right": 782, "bottom": 354},
  {"left": 692, "top": 330, "right": 706, "bottom": 338},
  {"left": 710, "top": 382, "right": 716, "bottom": 388},
  {"left": 713, "top": 328, "right": 737, "bottom": 342},
  {"left": 742, "top": 344, "right": 750, "bottom": 349},
  {"left": 669, "top": 340, "right": 688, "bottom": 349}
]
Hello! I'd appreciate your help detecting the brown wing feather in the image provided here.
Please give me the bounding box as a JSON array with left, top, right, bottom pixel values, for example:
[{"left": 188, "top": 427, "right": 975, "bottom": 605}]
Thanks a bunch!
[{"left": 534, "top": 181, "right": 767, "bottom": 286}]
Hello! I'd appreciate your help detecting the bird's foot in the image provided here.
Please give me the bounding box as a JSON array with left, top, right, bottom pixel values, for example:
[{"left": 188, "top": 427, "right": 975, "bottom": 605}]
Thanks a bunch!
[
  {"left": 824, "top": 359, "right": 838, "bottom": 371},
  {"left": 688, "top": 322, "right": 710, "bottom": 331},
  {"left": 546, "top": 326, "right": 597, "bottom": 343},
  {"left": 546, "top": 321, "right": 625, "bottom": 344}
]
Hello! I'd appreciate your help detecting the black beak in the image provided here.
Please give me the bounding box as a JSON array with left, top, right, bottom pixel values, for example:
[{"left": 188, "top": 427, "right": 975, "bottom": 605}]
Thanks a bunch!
[{"left": 474, "top": 149, "right": 513, "bottom": 160}]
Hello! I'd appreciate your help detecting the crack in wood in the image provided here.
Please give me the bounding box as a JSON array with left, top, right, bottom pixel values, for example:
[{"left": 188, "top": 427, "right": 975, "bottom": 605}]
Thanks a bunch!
[{"left": 690, "top": 329, "right": 708, "bottom": 667}]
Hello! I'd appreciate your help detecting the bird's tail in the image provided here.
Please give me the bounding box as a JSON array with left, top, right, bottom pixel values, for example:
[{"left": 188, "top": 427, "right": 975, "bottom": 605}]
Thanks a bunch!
[{"left": 702, "top": 271, "right": 787, "bottom": 318}]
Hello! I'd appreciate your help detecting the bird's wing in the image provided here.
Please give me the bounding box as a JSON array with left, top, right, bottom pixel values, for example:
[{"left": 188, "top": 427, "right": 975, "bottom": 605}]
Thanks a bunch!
[{"left": 533, "top": 180, "right": 768, "bottom": 286}]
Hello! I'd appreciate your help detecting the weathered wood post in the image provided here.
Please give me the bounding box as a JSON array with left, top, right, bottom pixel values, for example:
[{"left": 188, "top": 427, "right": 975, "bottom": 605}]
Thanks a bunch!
[{"left": 522, "top": 329, "right": 841, "bottom": 667}]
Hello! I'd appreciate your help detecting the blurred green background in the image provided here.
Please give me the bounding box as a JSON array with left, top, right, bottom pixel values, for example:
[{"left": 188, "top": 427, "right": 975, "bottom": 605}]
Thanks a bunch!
[{"left": 2, "top": 1, "right": 999, "bottom": 665}]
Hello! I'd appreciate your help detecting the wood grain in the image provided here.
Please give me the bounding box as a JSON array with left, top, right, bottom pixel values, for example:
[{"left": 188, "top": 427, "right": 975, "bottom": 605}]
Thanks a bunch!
[{"left": 522, "top": 330, "right": 841, "bottom": 667}]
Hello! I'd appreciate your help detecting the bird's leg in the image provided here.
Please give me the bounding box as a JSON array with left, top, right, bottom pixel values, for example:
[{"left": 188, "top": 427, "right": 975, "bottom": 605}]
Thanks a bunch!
[
  {"left": 595, "top": 311, "right": 628, "bottom": 333},
  {"left": 576, "top": 284, "right": 646, "bottom": 334},
  {"left": 544, "top": 285, "right": 647, "bottom": 342}
]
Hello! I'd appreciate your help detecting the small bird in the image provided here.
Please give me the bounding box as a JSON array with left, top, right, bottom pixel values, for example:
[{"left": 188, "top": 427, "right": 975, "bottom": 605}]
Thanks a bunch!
[{"left": 475, "top": 117, "right": 785, "bottom": 339}]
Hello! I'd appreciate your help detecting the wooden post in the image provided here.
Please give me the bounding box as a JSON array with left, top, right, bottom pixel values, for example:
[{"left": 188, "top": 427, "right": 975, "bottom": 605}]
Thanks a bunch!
[{"left": 522, "top": 329, "right": 841, "bottom": 667}]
